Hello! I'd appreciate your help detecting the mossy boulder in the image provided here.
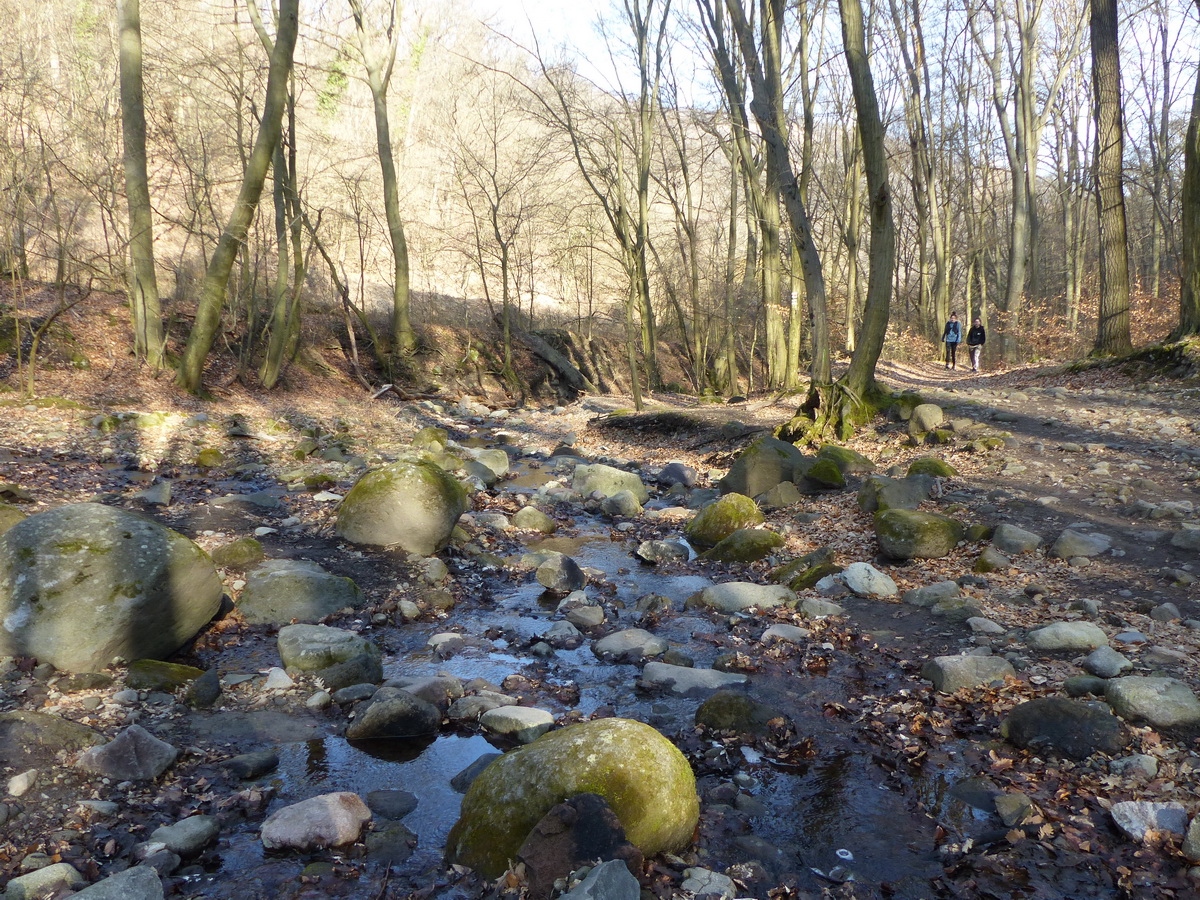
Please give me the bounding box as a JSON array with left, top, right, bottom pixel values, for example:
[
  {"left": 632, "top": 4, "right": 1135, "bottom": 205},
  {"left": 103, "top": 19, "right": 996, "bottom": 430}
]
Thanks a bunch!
[
  {"left": 336, "top": 460, "right": 467, "bottom": 554},
  {"left": 277, "top": 624, "right": 381, "bottom": 673},
  {"left": 238, "top": 559, "right": 364, "bottom": 625},
  {"left": 695, "top": 690, "right": 786, "bottom": 737},
  {"left": 814, "top": 444, "right": 875, "bottom": 475},
  {"left": 685, "top": 494, "right": 764, "bottom": 549},
  {"left": 195, "top": 448, "right": 226, "bottom": 468},
  {"left": 411, "top": 426, "right": 449, "bottom": 449},
  {"left": 126, "top": 659, "right": 205, "bottom": 692},
  {"left": 875, "top": 508, "right": 964, "bottom": 560},
  {"left": 446, "top": 718, "right": 698, "bottom": 878},
  {"left": 857, "top": 474, "right": 934, "bottom": 512},
  {"left": 802, "top": 457, "right": 845, "bottom": 490},
  {"left": 0, "top": 503, "right": 223, "bottom": 672},
  {"left": 572, "top": 464, "right": 649, "bottom": 504},
  {"left": 211, "top": 537, "right": 265, "bottom": 569},
  {"left": 700, "top": 528, "right": 783, "bottom": 563},
  {"left": 907, "top": 457, "right": 958, "bottom": 478},
  {"left": 0, "top": 502, "right": 25, "bottom": 537},
  {"left": 788, "top": 563, "right": 843, "bottom": 591},
  {"left": 718, "top": 436, "right": 809, "bottom": 497}
]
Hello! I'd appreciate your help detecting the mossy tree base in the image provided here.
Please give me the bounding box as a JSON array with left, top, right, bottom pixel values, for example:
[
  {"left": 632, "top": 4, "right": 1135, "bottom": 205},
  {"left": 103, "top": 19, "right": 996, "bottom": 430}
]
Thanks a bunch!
[{"left": 777, "top": 380, "right": 892, "bottom": 444}]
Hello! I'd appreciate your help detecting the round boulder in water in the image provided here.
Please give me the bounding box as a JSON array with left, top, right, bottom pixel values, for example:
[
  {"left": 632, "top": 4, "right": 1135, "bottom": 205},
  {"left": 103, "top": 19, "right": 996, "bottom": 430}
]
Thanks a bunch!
[
  {"left": 335, "top": 460, "right": 467, "bottom": 554},
  {"left": 0, "top": 503, "right": 222, "bottom": 673},
  {"left": 446, "top": 717, "right": 698, "bottom": 878}
]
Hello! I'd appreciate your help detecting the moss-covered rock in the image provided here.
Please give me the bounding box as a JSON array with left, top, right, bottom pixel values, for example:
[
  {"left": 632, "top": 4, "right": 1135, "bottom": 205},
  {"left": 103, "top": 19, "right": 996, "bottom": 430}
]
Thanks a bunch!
[
  {"left": 211, "top": 537, "right": 264, "bottom": 569},
  {"left": 685, "top": 494, "right": 764, "bottom": 549},
  {"left": 718, "top": 436, "right": 810, "bottom": 497},
  {"left": 695, "top": 690, "right": 786, "bottom": 736},
  {"left": 788, "top": 563, "right": 843, "bottom": 591},
  {"left": 0, "top": 503, "right": 222, "bottom": 673},
  {"left": 907, "top": 457, "right": 958, "bottom": 478},
  {"left": 875, "top": 509, "right": 964, "bottom": 560},
  {"left": 700, "top": 528, "right": 783, "bottom": 563},
  {"left": 195, "top": 448, "right": 226, "bottom": 468},
  {"left": 857, "top": 474, "right": 933, "bottom": 513},
  {"left": 446, "top": 718, "right": 698, "bottom": 878},
  {"left": 803, "top": 457, "right": 846, "bottom": 490},
  {"left": 0, "top": 502, "right": 25, "bottom": 537},
  {"left": 411, "top": 426, "right": 449, "bottom": 450},
  {"left": 572, "top": 464, "right": 649, "bottom": 503},
  {"left": 126, "top": 659, "right": 205, "bottom": 691},
  {"left": 814, "top": 444, "right": 875, "bottom": 474},
  {"left": 336, "top": 460, "right": 467, "bottom": 554},
  {"left": 277, "top": 624, "right": 381, "bottom": 673}
]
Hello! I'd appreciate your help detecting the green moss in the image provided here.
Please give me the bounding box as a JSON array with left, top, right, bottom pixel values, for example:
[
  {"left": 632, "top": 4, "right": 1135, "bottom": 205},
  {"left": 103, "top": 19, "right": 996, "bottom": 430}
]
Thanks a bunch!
[
  {"left": 700, "top": 528, "right": 783, "bottom": 563},
  {"left": 907, "top": 457, "right": 958, "bottom": 478},
  {"left": 815, "top": 444, "right": 875, "bottom": 474},
  {"left": 126, "top": 659, "right": 205, "bottom": 691},
  {"left": 685, "top": 493, "right": 764, "bottom": 549},
  {"left": 804, "top": 457, "right": 846, "bottom": 489},
  {"left": 211, "top": 537, "right": 265, "bottom": 569},
  {"left": 788, "top": 562, "right": 844, "bottom": 591},
  {"left": 875, "top": 509, "right": 965, "bottom": 560},
  {"left": 195, "top": 448, "right": 225, "bottom": 468},
  {"left": 412, "top": 426, "right": 449, "bottom": 449}
]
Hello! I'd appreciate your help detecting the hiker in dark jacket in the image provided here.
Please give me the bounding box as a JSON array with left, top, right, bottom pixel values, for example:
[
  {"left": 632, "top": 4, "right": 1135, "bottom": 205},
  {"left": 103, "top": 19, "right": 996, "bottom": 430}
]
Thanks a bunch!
[
  {"left": 967, "top": 321, "right": 986, "bottom": 373},
  {"left": 942, "top": 313, "right": 962, "bottom": 370}
]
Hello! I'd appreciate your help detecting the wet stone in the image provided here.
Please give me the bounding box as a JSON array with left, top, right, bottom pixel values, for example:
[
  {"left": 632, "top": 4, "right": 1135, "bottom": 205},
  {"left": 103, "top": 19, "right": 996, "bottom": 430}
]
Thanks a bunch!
[
  {"left": 592, "top": 629, "right": 667, "bottom": 662},
  {"left": 365, "top": 790, "right": 418, "bottom": 820},
  {"left": 260, "top": 792, "right": 371, "bottom": 851},
  {"left": 922, "top": 654, "right": 1015, "bottom": 694},
  {"left": 480, "top": 705, "right": 555, "bottom": 743},
  {"left": 148, "top": 815, "right": 218, "bottom": 856},
  {"left": 451, "top": 753, "right": 503, "bottom": 793},
  {"left": 222, "top": 751, "right": 279, "bottom": 780},
  {"left": 640, "top": 662, "right": 748, "bottom": 695},
  {"left": 518, "top": 793, "right": 642, "bottom": 900},
  {"left": 761, "top": 624, "right": 810, "bottom": 644},
  {"left": 1000, "top": 697, "right": 1129, "bottom": 759}
]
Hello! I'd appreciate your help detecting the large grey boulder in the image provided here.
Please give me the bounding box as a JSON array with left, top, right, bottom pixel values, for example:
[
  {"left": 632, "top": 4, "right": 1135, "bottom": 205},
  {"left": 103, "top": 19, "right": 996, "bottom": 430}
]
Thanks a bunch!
[
  {"left": 335, "top": 460, "right": 467, "bottom": 553},
  {"left": 922, "top": 655, "right": 1015, "bottom": 693},
  {"left": 857, "top": 474, "right": 934, "bottom": 513},
  {"left": 0, "top": 503, "right": 222, "bottom": 672},
  {"left": 572, "top": 464, "right": 649, "bottom": 504},
  {"left": 1000, "top": 697, "right": 1129, "bottom": 759},
  {"left": 346, "top": 691, "right": 441, "bottom": 740},
  {"left": 77, "top": 725, "right": 178, "bottom": 781},
  {"left": 260, "top": 792, "right": 372, "bottom": 851},
  {"left": 908, "top": 403, "right": 944, "bottom": 438},
  {"left": 1106, "top": 677, "right": 1200, "bottom": 729},
  {"left": 238, "top": 559, "right": 364, "bottom": 625},
  {"left": 718, "top": 436, "right": 809, "bottom": 498},
  {"left": 592, "top": 628, "right": 667, "bottom": 662},
  {"left": 72, "top": 867, "right": 163, "bottom": 900}
]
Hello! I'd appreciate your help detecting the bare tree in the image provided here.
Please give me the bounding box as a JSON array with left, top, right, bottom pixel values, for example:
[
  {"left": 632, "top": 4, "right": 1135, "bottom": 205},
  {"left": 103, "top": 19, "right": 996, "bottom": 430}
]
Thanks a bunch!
[{"left": 1176, "top": 0, "right": 1200, "bottom": 337}]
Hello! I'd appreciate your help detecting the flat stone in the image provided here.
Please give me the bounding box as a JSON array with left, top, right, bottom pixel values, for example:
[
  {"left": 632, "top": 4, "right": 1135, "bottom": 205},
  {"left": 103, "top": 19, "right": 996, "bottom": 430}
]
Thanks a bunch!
[
  {"left": 149, "top": 816, "right": 218, "bottom": 856},
  {"left": 71, "top": 867, "right": 164, "bottom": 900},
  {"left": 479, "top": 706, "right": 555, "bottom": 743},
  {"left": 1049, "top": 529, "right": 1112, "bottom": 558},
  {"left": 222, "top": 751, "right": 279, "bottom": 780},
  {"left": 640, "top": 662, "right": 748, "bottom": 695},
  {"left": 761, "top": 624, "right": 810, "bottom": 644},
  {"left": 798, "top": 598, "right": 846, "bottom": 618},
  {"left": 1001, "top": 697, "right": 1128, "bottom": 759},
  {"left": 1110, "top": 801, "right": 1187, "bottom": 842},
  {"left": 680, "top": 867, "right": 737, "bottom": 899},
  {"left": 694, "top": 582, "right": 792, "bottom": 613},
  {"left": 923, "top": 655, "right": 1015, "bottom": 693},
  {"left": 345, "top": 691, "right": 441, "bottom": 740},
  {"left": 365, "top": 790, "right": 418, "bottom": 820},
  {"left": 842, "top": 562, "right": 897, "bottom": 598},
  {"left": 4, "top": 863, "right": 86, "bottom": 900},
  {"left": 1026, "top": 622, "right": 1109, "bottom": 652},
  {"left": 967, "top": 617, "right": 1005, "bottom": 635},
  {"left": 276, "top": 624, "right": 380, "bottom": 673}
]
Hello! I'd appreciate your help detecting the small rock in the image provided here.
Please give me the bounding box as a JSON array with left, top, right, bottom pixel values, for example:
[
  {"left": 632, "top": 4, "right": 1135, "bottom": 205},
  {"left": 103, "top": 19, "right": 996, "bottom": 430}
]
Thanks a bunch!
[
  {"left": 537, "top": 555, "right": 587, "bottom": 593},
  {"left": 558, "top": 859, "right": 640, "bottom": 900},
  {"left": 7, "top": 768, "right": 37, "bottom": 797},
  {"left": 77, "top": 725, "right": 177, "bottom": 781},
  {"left": 222, "top": 751, "right": 279, "bottom": 780},
  {"left": 1106, "top": 676, "right": 1200, "bottom": 729},
  {"left": 4, "top": 862, "right": 86, "bottom": 900},
  {"left": 1049, "top": 529, "right": 1112, "bottom": 559},
  {"left": 967, "top": 617, "right": 1005, "bottom": 635},
  {"left": 1110, "top": 754, "right": 1159, "bottom": 780},
  {"left": 149, "top": 816, "right": 218, "bottom": 856},
  {"left": 592, "top": 628, "right": 667, "bottom": 662},
  {"left": 260, "top": 792, "right": 371, "bottom": 850},
  {"left": 693, "top": 582, "right": 792, "bottom": 613},
  {"left": 1026, "top": 622, "right": 1109, "bottom": 652},
  {"left": 1110, "top": 801, "right": 1187, "bottom": 842},
  {"left": 902, "top": 581, "right": 961, "bottom": 608},
  {"left": 761, "top": 624, "right": 810, "bottom": 644},
  {"left": 1082, "top": 646, "right": 1132, "bottom": 679},
  {"left": 922, "top": 655, "right": 1014, "bottom": 693},
  {"left": 479, "top": 706, "right": 555, "bottom": 743},
  {"left": 992, "top": 523, "right": 1043, "bottom": 554},
  {"left": 681, "top": 867, "right": 737, "bottom": 899},
  {"left": 994, "top": 792, "right": 1033, "bottom": 827},
  {"left": 639, "top": 662, "right": 748, "bottom": 695},
  {"left": 842, "top": 562, "right": 898, "bottom": 598}
]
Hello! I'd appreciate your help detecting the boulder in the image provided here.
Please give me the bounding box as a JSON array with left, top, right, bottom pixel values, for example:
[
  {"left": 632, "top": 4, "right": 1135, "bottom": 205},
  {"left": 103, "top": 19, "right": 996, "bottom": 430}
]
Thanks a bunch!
[
  {"left": 640, "top": 662, "right": 749, "bottom": 694},
  {"left": 718, "top": 436, "right": 809, "bottom": 497},
  {"left": 572, "top": 465, "right": 649, "bottom": 504},
  {"left": 1049, "top": 529, "right": 1112, "bottom": 559},
  {"left": 536, "top": 554, "right": 587, "bottom": 593},
  {"left": 5, "top": 863, "right": 87, "bottom": 900},
  {"left": 1111, "top": 801, "right": 1188, "bottom": 843},
  {"left": 1026, "top": 622, "right": 1109, "bottom": 652},
  {"left": 592, "top": 628, "right": 667, "bottom": 662},
  {"left": 685, "top": 494, "right": 764, "bottom": 548},
  {"left": 922, "top": 655, "right": 1015, "bottom": 693},
  {"left": 693, "top": 582, "right": 793, "bottom": 613},
  {"left": 513, "top": 506, "right": 557, "bottom": 534},
  {"left": 802, "top": 457, "right": 845, "bottom": 490},
  {"left": 210, "top": 537, "right": 265, "bottom": 569},
  {"left": 77, "top": 725, "right": 178, "bottom": 781},
  {"left": 260, "top": 792, "right": 372, "bottom": 851},
  {"left": 992, "top": 524, "right": 1043, "bottom": 555},
  {"left": 71, "top": 867, "right": 163, "bottom": 900},
  {"left": 842, "top": 562, "right": 898, "bottom": 598},
  {"left": 149, "top": 816, "right": 219, "bottom": 856},
  {"left": 479, "top": 706, "right": 555, "bottom": 743},
  {"left": 658, "top": 462, "right": 698, "bottom": 488},
  {"left": 757, "top": 480, "right": 803, "bottom": 509},
  {"left": 277, "top": 624, "right": 381, "bottom": 673},
  {"left": 0, "top": 711, "right": 103, "bottom": 767},
  {"left": 874, "top": 509, "right": 964, "bottom": 560},
  {"left": 908, "top": 404, "right": 944, "bottom": 437},
  {"left": 857, "top": 474, "right": 934, "bottom": 513},
  {"left": 0, "top": 503, "right": 222, "bottom": 672},
  {"left": 446, "top": 718, "right": 698, "bottom": 878},
  {"left": 814, "top": 444, "right": 875, "bottom": 475},
  {"left": 973, "top": 546, "right": 1010, "bottom": 573},
  {"left": 1000, "top": 697, "right": 1128, "bottom": 759},
  {"left": 345, "top": 692, "right": 441, "bottom": 739},
  {"left": 902, "top": 581, "right": 961, "bottom": 608},
  {"left": 634, "top": 540, "right": 690, "bottom": 564},
  {"left": 335, "top": 460, "right": 467, "bottom": 553},
  {"left": 600, "top": 490, "right": 644, "bottom": 517},
  {"left": 126, "top": 659, "right": 205, "bottom": 692},
  {"left": 1082, "top": 646, "right": 1132, "bottom": 679},
  {"left": 1106, "top": 677, "right": 1200, "bottom": 729},
  {"left": 238, "top": 559, "right": 364, "bottom": 625},
  {"left": 906, "top": 457, "right": 957, "bottom": 478},
  {"left": 699, "top": 528, "right": 783, "bottom": 563}
]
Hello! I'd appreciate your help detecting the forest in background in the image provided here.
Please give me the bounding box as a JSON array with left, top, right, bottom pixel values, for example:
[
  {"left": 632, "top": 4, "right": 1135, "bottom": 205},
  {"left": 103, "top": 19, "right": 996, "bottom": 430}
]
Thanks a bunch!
[{"left": 1, "top": 0, "right": 1199, "bottom": 406}]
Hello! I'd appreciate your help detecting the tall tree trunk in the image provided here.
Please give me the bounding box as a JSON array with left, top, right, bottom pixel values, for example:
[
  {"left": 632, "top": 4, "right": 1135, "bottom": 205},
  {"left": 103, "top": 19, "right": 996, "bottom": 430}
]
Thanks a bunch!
[
  {"left": 1177, "top": 0, "right": 1200, "bottom": 337},
  {"left": 117, "top": 0, "right": 165, "bottom": 368},
  {"left": 1090, "top": 0, "right": 1132, "bottom": 356},
  {"left": 176, "top": 0, "right": 298, "bottom": 393}
]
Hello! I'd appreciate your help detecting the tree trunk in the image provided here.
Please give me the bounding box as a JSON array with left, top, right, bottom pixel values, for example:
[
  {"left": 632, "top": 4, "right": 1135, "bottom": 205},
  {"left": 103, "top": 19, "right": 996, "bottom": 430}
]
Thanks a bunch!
[
  {"left": 175, "top": 0, "right": 298, "bottom": 393},
  {"left": 1090, "top": 0, "right": 1132, "bottom": 356},
  {"left": 1177, "top": 0, "right": 1200, "bottom": 337},
  {"left": 117, "top": 0, "right": 164, "bottom": 368}
]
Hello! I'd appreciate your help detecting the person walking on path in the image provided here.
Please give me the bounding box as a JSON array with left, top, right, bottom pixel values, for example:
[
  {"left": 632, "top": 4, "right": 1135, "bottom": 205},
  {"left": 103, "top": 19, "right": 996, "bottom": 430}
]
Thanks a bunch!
[
  {"left": 967, "top": 320, "right": 986, "bottom": 373},
  {"left": 942, "top": 313, "right": 962, "bottom": 370}
]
